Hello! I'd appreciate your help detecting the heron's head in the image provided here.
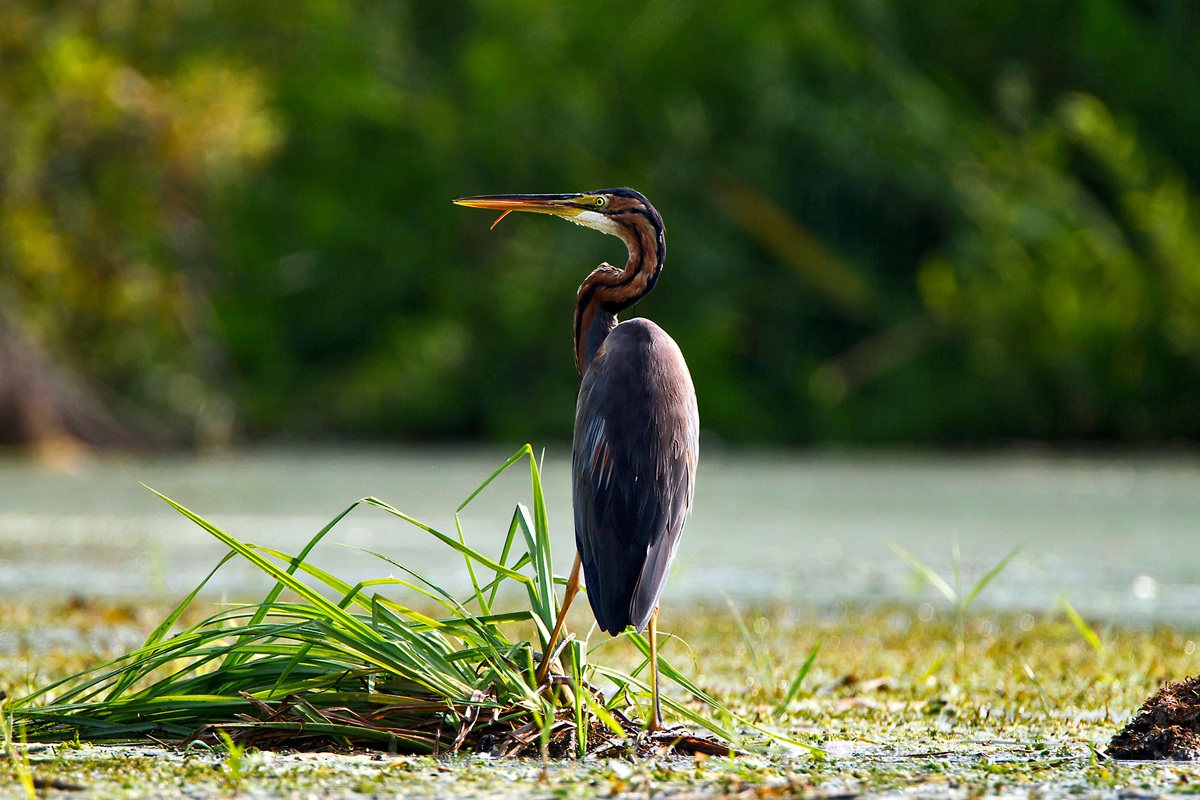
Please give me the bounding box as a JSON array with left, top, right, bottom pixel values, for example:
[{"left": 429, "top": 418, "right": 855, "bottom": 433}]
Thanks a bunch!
[{"left": 453, "top": 188, "right": 660, "bottom": 242}]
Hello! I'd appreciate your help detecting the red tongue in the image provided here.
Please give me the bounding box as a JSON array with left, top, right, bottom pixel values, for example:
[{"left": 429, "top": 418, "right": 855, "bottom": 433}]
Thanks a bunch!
[{"left": 490, "top": 209, "right": 513, "bottom": 230}]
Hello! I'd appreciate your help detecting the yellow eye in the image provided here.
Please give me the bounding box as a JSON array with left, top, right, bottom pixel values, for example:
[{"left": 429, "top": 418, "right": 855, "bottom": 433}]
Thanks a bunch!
[{"left": 594, "top": 196, "right": 607, "bottom": 207}]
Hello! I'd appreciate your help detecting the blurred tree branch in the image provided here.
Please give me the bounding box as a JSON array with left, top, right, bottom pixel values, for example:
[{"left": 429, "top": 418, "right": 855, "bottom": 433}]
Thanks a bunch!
[{"left": 710, "top": 173, "right": 882, "bottom": 322}]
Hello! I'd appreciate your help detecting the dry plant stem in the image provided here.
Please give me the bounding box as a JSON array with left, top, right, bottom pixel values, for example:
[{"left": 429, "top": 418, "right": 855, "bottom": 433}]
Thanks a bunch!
[
  {"left": 536, "top": 554, "right": 582, "bottom": 688},
  {"left": 649, "top": 607, "right": 663, "bottom": 732}
]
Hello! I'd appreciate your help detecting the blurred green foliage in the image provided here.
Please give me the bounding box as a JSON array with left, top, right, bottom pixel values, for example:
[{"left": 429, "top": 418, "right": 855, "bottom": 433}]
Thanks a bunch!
[{"left": 2, "top": 0, "right": 1199, "bottom": 447}]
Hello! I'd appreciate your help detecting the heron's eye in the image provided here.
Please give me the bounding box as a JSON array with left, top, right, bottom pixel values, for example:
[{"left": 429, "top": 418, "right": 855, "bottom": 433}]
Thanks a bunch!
[{"left": 594, "top": 196, "right": 607, "bottom": 208}]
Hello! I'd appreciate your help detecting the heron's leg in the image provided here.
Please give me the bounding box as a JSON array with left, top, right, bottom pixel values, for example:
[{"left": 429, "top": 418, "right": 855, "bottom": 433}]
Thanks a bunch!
[
  {"left": 535, "top": 553, "right": 582, "bottom": 687},
  {"left": 648, "top": 607, "right": 663, "bottom": 732}
]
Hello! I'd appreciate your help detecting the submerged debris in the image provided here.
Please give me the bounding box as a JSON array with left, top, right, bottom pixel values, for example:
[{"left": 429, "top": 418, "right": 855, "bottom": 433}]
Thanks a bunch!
[{"left": 1109, "top": 675, "right": 1200, "bottom": 760}]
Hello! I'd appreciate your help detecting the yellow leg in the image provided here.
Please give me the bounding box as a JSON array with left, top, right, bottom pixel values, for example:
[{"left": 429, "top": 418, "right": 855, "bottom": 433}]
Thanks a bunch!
[
  {"left": 648, "top": 607, "right": 663, "bottom": 732},
  {"left": 535, "top": 554, "right": 582, "bottom": 687}
]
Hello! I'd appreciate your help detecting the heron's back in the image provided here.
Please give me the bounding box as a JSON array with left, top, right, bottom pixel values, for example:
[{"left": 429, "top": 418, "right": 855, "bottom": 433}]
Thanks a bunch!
[{"left": 572, "top": 318, "right": 698, "bottom": 634}]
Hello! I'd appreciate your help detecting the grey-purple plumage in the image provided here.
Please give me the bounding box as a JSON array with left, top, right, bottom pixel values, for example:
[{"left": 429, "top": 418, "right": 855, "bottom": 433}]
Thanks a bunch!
[{"left": 572, "top": 317, "right": 698, "bottom": 634}]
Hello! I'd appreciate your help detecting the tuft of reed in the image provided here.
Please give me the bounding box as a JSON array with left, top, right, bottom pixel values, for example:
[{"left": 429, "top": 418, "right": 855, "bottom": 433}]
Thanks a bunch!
[{"left": 8, "top": 446, "right": 754, "bottom": 758}]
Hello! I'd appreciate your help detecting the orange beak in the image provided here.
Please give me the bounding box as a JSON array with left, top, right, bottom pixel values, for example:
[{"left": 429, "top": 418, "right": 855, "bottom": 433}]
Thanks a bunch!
[{"left": 453, "top": 193, "right": 589, "bottom": 230}]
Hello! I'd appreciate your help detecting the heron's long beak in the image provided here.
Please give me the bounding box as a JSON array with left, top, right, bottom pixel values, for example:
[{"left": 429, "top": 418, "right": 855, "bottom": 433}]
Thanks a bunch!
[{"left": 454, "top": 193, "right": 586, "bottom": 229}]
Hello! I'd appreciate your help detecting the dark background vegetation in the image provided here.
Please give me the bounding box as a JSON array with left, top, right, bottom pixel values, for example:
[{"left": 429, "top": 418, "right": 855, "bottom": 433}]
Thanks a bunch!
[{"left": 2, "top": 0, "right": 1199, "bottom": 451}]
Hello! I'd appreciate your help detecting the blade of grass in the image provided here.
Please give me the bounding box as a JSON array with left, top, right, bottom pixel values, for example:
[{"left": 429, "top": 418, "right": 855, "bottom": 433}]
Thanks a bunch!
[
  {"left": 487, "top": 509, "right": 525, "bottom": 608},
  {"left": 363, "top": 498, "right": 530, "bottom": 585},
  {"left": 776, "top": 634, "right": 824, "bottom": 714},
  {"left": 455, "top": 444, "right": 533, "bottom": 512},
  {"left": 963, "top": 545, "right": 1023, "bottom": 611},
  {"left": 526, "top": 451, "right": 556, "bottom": 630},
  {"left": 721, "top": 591, "right": 767, "bottom": 687},
  {"left": 1059, "top": 595, "right": 1103, "bottom": 654},
  {"left": 453, "top": 511, "right": 490, "bottom": 617},
  {"left": 890, "top": 541, "right": 957, "bottom": 603},
  {"left": 568, "top": 639, "right": 587, "bottom": 759}
]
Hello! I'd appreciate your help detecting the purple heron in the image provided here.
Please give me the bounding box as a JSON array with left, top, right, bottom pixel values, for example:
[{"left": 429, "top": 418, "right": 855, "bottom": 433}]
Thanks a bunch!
[{"left": 454, "top": 189, "right": 698, "bottom": 731}]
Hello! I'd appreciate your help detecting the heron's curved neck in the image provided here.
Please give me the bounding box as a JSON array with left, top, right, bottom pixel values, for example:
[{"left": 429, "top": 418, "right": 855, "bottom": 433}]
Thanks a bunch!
[{"left": 573, "top": 210, "right": 665, "bottom": 376}]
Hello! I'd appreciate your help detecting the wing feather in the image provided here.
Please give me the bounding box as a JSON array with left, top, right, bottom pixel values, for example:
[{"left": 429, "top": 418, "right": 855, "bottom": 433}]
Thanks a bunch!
[{"left": 572, "top": 319, "right": 698, "bottom": 634}]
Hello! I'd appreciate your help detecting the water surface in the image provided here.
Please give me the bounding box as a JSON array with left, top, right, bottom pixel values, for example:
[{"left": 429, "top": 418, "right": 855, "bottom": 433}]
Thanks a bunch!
[{"left": 1, "top": 447, "right": 1197, "bottom": 623}]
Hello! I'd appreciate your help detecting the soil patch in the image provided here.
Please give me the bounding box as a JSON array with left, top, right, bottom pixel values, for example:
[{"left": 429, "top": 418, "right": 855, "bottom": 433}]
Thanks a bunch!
[{"left": 1108, "top": 675, "right": 1200, "bottom": 759}]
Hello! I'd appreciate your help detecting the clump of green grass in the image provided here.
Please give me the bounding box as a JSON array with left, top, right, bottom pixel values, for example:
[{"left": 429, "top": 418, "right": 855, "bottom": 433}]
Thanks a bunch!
[{"left": 9, "top": 445, "right": 757, "bottom": 758}]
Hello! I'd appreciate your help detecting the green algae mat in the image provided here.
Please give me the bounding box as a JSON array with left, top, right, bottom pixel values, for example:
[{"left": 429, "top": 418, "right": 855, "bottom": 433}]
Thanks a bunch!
[{"left": 4, "top": 600, "right": 1198, "bottom": 799}]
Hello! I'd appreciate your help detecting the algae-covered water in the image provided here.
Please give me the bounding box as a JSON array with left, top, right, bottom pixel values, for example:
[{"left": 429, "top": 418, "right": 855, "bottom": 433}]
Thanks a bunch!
[
  {"left": 4, "top": 601, "right": 1198, "bottom": 799},
  {"left": 1, "top": 447, "right": 1198, "bottom": 621},
  {"left": 4, "top": 448, "right": 1200, "bottom": 799}
]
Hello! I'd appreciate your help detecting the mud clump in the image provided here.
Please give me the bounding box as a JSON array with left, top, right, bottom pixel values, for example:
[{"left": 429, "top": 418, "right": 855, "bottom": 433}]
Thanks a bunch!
[{"left": 1109, "top": 676, "right": 1200, "bottom": 759}]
